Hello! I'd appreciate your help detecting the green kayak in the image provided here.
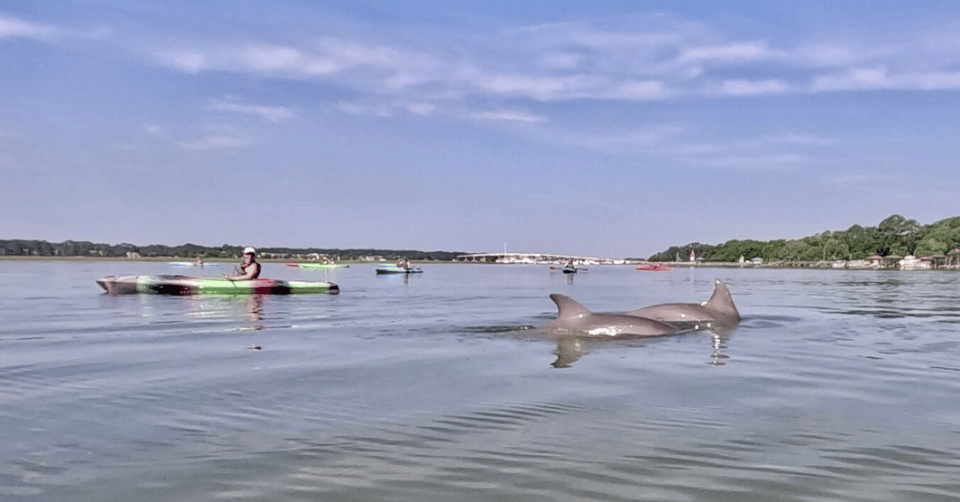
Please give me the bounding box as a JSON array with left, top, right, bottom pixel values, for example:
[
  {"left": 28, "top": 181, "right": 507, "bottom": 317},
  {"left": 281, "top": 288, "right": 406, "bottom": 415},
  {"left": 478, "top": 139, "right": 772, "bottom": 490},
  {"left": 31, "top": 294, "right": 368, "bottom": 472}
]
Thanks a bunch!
[{"left": 96, "top": 275, "right": 339, "bottom": 295}]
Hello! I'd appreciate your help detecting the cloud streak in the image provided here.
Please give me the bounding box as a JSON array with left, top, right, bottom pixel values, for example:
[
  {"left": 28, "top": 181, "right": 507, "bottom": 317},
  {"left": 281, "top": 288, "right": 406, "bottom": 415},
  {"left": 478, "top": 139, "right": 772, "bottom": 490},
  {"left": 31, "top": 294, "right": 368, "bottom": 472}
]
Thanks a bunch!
[
  {"left": 177, "top": 127, "right": 250, "bottom": 151},
  {"left": 0, "top": 14, "right": 59, "bottom": 41},
  {"left": 210, "top": 98, "right": 295, "bottom": 122},
  {"left": 467, "top": 109, "right": 545, "bottom": 123}
]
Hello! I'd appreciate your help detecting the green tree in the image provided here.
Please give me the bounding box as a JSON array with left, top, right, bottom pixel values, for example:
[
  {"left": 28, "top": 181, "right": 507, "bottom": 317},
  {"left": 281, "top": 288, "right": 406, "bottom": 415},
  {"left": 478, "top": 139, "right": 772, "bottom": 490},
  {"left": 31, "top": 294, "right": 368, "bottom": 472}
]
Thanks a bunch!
[{"left": 877, "top": 214, "right": 921, "bottom": 256}]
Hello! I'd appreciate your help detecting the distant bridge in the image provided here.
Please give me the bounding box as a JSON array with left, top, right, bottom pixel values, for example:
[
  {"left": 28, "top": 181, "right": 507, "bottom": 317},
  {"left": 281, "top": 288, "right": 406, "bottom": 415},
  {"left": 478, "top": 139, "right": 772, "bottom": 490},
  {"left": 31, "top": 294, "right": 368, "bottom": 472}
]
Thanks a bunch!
[{"left": 454, "top": 252, "right": 627, "bottom": 265}]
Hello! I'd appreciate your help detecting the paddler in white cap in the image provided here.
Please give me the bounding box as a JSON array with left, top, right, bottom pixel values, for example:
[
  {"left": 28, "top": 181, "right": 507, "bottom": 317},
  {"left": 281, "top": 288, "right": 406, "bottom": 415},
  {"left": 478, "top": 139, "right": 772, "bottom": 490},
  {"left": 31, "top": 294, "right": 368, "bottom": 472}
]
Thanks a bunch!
[{"left": 225, "top": 246, "right": 261, "bottom": 280}]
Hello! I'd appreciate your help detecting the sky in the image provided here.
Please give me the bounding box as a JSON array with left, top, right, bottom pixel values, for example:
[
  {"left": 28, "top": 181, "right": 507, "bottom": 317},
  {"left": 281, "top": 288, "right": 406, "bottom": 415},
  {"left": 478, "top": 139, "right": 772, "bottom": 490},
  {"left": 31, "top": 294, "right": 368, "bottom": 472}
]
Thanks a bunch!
[{"left": 3, "top": 1, "right": 960, "bottom": 258}]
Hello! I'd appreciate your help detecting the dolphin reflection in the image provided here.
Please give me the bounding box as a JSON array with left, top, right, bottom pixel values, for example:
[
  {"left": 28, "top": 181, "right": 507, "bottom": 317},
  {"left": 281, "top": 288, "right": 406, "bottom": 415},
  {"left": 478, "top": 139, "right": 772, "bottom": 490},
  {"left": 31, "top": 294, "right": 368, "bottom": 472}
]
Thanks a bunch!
[{"left": 550, "top": 328, "right": 736, "bottom": 368}]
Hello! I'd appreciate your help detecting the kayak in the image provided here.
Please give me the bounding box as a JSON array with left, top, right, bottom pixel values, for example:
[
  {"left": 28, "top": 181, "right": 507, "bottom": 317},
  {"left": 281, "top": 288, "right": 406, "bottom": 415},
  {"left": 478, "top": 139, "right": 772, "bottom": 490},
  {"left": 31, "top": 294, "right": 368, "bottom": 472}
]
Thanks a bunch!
[
  {"left": 636, "top": 263, "right": 674, "bottom": 272},
  {"left": 376, "top": 265, "right": 423, "bottom": 274},
  {"left": 96, "top": 275, "right": 339, "bottom": 295},
  {"left": 562, "top": 266, "right": 577, "bottom": 274},
  {"left": 283, "top": 262, "right": 349, "bottom": 269},
  {"left": 169, "top": 261, "right": 218, "bottom": 267}
]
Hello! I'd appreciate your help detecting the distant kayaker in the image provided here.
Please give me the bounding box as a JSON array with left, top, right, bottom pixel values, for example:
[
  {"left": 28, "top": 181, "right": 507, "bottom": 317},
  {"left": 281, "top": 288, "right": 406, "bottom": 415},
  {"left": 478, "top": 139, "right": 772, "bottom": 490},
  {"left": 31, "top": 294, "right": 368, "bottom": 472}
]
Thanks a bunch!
[
  {"left": 226, "top": 247, "right": 261, "bottom": 280},
  {"left": 396, "top": 257, "right": 411, "bottom": 270},
  {"left": 195, "top": 255, "right": 204, "bottom": 267}
]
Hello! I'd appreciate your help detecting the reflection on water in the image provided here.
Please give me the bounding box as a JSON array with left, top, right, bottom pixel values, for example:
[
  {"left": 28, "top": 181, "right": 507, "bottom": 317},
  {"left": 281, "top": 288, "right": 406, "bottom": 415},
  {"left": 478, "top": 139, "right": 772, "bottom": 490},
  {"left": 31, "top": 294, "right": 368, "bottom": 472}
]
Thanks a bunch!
[
  {"left": 247, "top": 294, "right": 264, "bottom": 328},
  {"left": 376, "top": 271, "right": 421, "bottom": 285},
  {"left": 552, "top": 335, "right": 583, "bottom": 368},
  {"left": 164, "top": 294, "right": 268, "bottom": 330},
  {"left": 709, "top": 331, "right": 730, "bottom": 366},
  {"left": 550, "top": 327, "right": 735, "bottom": 368}
]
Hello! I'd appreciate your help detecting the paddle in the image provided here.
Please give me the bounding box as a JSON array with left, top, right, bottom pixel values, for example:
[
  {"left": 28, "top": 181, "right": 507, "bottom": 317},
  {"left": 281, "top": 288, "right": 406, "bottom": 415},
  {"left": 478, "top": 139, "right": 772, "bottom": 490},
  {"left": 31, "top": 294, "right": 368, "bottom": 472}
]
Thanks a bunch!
[{"left": 221, "top": 265, "right": 242, "bottom": 281}]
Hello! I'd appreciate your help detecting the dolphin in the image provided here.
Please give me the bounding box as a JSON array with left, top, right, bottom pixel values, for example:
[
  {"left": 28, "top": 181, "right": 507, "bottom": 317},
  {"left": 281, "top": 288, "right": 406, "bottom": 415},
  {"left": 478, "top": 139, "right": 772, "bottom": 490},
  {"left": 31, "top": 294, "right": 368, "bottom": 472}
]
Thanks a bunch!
[
  {"left": 628, "top": 280, "right": 741, "bottom": 329},
  {"left": 543, "top": 294, "right": 678, "bottom": 337}
]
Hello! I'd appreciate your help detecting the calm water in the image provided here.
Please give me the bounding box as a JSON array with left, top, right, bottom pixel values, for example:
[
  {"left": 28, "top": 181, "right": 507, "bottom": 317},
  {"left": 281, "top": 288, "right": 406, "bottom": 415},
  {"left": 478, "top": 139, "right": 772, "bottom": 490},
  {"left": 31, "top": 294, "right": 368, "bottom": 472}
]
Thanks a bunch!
[{"left": 2, "top": 261, "right": 960, "bottom": 501}]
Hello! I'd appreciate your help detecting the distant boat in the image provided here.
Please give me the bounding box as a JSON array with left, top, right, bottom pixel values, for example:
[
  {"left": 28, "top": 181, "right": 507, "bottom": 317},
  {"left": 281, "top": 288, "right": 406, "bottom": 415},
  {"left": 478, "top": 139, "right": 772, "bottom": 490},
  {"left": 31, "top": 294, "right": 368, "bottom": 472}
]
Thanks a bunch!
[
  {"left": 636, "top": 263, "right": 673, "bottom": 272},
  {"left": 284, "top": 262, "right": 348, "bottom": 270},
  {"left": 549, "top": 264, "right": 586, "bottom": 273},
  {"left": 376, "top": 264, "right": 423, "bottom": 274},
  {"left": 899, "top": 255, "right": 932, "bottom": 270}
]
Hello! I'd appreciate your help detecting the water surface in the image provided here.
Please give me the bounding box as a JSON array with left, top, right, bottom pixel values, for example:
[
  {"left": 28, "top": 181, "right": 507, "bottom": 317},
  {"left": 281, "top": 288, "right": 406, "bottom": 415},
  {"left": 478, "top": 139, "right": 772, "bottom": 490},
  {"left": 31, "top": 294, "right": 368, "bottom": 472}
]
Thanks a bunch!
[{"left": 2, "top": 261, "right": 959, "bottom": 501}]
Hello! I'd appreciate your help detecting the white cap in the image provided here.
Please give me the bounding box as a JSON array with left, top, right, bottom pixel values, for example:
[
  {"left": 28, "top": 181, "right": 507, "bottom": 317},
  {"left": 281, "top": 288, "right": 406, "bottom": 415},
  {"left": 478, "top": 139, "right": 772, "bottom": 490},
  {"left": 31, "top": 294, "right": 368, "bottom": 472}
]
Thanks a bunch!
[{"left": 243, "top": 247, "right": 257, "bottom": 255}]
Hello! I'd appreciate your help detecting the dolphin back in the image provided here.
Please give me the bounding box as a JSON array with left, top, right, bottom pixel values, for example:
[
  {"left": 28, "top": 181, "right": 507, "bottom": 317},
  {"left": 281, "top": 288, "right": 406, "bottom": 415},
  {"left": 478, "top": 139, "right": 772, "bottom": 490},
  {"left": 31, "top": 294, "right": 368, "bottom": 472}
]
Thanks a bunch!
[
  {"left": 704, "top": 280, "right": 741, "bottom": 322},
  {"left": 547, "top": 293, "right": 676, "bottom": 336},
  {"left": 549, "top": 293, "right": 591, "bottom": 321},
  {"left": 627, "top": 280, "right": 741, "bottom": 328}
]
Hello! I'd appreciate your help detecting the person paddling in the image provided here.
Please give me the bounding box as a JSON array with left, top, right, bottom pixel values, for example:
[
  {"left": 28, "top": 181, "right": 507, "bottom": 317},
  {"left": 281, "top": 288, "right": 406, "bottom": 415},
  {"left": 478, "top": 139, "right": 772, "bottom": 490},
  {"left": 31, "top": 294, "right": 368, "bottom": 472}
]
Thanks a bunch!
[{"left": 225, "top": 247, "right": 261, "bottom": 280}]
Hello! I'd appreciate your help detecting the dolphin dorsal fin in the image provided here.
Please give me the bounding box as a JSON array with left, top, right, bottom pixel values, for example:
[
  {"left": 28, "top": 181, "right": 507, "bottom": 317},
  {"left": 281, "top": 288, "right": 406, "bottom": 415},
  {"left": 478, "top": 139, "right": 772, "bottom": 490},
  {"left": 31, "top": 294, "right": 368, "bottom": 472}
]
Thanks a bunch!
[
  {"left": 549, "top": 293, "right": 592, "bottom": 321},
  {"left": 705, "top": 280, "right": 740, "bottom": 318}
]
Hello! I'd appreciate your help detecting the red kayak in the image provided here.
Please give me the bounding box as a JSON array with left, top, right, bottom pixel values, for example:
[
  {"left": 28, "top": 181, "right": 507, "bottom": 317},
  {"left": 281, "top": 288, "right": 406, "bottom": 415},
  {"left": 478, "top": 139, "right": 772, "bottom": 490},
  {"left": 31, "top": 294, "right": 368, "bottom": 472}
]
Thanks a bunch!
[{"left": 636, "top": 263, "right": 674, "bottom": 272}]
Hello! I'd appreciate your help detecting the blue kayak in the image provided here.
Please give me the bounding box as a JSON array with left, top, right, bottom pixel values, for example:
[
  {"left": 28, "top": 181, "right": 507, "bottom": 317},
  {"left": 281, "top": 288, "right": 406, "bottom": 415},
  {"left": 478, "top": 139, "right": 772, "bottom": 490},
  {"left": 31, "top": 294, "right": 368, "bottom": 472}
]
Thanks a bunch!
[{"left": 376, "top": 265, "right": 423, "bottom": 274}]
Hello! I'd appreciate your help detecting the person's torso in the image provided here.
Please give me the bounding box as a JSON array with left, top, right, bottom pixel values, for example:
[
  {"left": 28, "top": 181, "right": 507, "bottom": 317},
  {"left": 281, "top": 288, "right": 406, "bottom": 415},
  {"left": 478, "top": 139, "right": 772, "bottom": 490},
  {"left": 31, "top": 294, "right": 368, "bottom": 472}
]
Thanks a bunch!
[{"left": 240, "top": 261, "right": 261, "bottom": 279}]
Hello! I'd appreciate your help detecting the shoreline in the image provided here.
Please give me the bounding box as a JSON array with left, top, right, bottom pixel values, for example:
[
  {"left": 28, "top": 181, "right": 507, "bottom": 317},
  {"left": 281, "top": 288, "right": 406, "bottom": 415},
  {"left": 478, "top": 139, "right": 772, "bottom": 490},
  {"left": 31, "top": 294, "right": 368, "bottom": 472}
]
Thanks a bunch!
[{"left": 2, "top": 255, "right": 957, "bottom": 270}]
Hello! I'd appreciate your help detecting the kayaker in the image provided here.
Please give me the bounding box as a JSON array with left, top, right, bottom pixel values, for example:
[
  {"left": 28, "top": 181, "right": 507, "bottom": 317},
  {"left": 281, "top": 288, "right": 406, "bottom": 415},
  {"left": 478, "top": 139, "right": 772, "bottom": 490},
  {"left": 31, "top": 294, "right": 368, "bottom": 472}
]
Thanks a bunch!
[{"left": 225, "top": 247, "right": 261, "bottom": 280}]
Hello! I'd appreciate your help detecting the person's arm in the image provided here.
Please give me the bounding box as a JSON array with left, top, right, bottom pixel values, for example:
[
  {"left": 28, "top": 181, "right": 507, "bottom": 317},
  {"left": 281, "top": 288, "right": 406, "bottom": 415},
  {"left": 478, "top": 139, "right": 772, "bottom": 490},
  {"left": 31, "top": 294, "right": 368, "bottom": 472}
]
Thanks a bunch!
[{"left": 225, "top": 262, "right": 259, "bottom": 280}]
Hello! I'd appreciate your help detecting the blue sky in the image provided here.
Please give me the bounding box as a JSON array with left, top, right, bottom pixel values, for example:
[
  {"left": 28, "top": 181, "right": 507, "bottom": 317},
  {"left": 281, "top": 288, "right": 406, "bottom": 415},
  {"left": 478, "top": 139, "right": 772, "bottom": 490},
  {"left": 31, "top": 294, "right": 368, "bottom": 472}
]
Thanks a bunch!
[{"left": 3, "top": 1, "right": 960, "bottom": 257}]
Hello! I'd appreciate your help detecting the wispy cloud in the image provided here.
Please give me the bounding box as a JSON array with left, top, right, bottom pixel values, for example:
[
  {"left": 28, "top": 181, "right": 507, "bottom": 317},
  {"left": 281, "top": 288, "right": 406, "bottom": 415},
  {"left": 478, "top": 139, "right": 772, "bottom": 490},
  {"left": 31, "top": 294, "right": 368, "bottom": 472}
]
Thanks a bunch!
[
  {"left": 210, "top": 98, "right": 295, "bottom": 122},
  {"left": 692, "top": 152, "right": 808, "bottom": 171},
  {"left": 658, "top": 131, "right": 848, "bottom": 172},
  {"left": 520, "top": 123, "right": 686, "bottom": 155},
  {"left": 177, "top": 127, "right": 250, "bottom": 151},
  {"left": 0, "top": 14, "right": 59, "bottom": 41},
  {"left": 813, "top": 67, "right": 960, "bottom": 91},
  {"left": 679, "top": 42, "right": 784, "bottom": 64},
  {"left": 335, "top": 99, "right": 437, "bottom": 118},
  {"left": 405, "top": 102, "right": 436, "bottom": 116},
  {"left": 720, "top": 79, "right": 792, "bottom": 96},
  {"left": 141, "top": 11, "right": 960, "bottom": 118},
  {"left": 155, "top": 38, "right": 440, "bottom": 83},
  {"left": 719, "top": 79, "right": 790, "bottom": 96},
  {"left": 466, "top": 109, "right": 545, "bottom": 123}
]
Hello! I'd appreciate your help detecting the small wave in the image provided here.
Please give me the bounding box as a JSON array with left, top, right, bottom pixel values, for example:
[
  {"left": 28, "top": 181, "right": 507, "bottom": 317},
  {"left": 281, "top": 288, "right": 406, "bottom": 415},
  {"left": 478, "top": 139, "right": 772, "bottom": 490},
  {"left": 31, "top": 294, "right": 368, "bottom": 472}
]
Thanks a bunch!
[{"left": 459, "top": 325, "right": 536, "bottom": 334}]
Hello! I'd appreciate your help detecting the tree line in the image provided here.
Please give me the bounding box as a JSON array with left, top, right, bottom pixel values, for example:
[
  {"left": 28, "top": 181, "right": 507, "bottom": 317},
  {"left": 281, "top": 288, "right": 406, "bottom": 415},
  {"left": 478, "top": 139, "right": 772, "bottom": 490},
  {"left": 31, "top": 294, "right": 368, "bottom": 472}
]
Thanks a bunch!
[
  {"left": 0, "top": 240, "right": 464, "bottom": 261},
  {"left": 648, "top": 214, "right": 960, "bottom": 263},
  {"left": 5, "top": 214, "right": 960, "bottom": 264}
]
